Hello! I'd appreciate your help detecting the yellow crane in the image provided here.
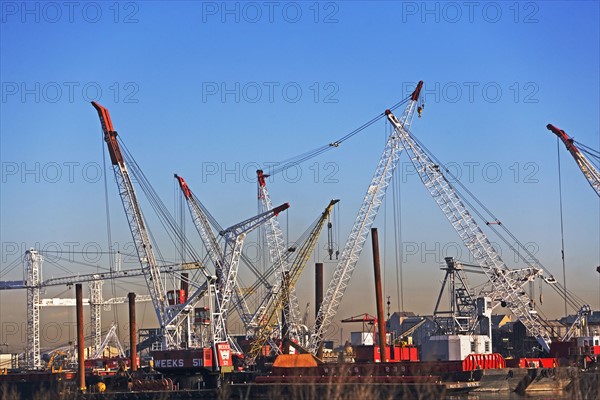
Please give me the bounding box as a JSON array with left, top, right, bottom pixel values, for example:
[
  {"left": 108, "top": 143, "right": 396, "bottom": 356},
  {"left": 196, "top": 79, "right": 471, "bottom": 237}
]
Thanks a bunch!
[{"left": 245, "top": 199, "right": 339, "bottom": 366}]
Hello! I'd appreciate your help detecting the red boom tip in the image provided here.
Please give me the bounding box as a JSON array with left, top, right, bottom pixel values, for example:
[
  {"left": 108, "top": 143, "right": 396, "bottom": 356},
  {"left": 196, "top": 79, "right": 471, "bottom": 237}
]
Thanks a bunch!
[
  {"left": 175, "top": 174, "right": 191, "bottom": 199},
  {"left": 257, "top": 169, "right": 267, "bottom": 187},
  {"left": 411, "top": 81, "right": 424, "bottom": 101},
  {"left": 385, "top": 109, "right": 391, "bottom": 115},
  {"left": 273, "top": 203, "right": 290, "bottom": 216}
]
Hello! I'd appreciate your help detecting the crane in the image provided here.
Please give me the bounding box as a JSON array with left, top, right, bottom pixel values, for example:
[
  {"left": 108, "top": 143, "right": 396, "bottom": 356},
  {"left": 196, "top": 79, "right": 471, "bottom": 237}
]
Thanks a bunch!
[
  {"left": 175, "top": 174, "right": 252, "bottom": 330},
  {"left": 245, "top": 199, "right": 339, "bottom": 365},
  {"left": 252, "top": 169, "right": 302, "bottom": 342},
  {"left": 547, "top": 124, "right": 600, "bottom": 197},
  {"left": 175, "top": 174, "right": 286, "bottom": 311},
  {"left": 307, "top": 81, "right": 424, "bottom": 354},
  {"left": 0, "top": 249, "right": 200, "bottom": 369},
  {"left": 386, "top": 109, "right": 553, "bottom": 352},
  {"left": 175, "top": 174, "right": 290, "bottom": 349},
  {"left": 211, "top": 202, "right": 290, "bottom": 353},
  {"left": 92, "top": 323, "right": 126, "bottom": 359},
  {"left": 92, "top": 102, "right": 215, "bottom": 350}
]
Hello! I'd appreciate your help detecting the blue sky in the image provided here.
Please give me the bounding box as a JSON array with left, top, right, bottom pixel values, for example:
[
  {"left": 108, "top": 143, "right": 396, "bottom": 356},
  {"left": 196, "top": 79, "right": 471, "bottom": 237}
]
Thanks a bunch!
[{"left": 1, "top": 1, "right": 599, "bottom": 349}]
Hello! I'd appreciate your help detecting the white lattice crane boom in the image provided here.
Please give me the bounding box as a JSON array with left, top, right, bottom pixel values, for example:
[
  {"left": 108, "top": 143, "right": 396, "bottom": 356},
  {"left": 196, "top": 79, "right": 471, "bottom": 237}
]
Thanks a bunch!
[
  {"left": 254, "top": 169, "right": 302, "bottom": 340},
  {"left": 92, "top": 102, "right": 169, "bottom": 342},
  {"left": 25, "top": 250, "right": 41, "bottom": 369},
  {"left": 175, "top": 175, "right": 223, "bottom": 270},
  {"left": 307, "top": 82, "right": 423, "bottom": 353},
  {"left": 92, "top": 102, "right": 212, "bottom": 349},
  {"left": 212, "top": 203, "right": 290, "bottom": 348},
  {"left": 175, "top": 174, "right": 289, "bottom": 346},
  {"left": 175, "top": 174, "right": 251, "bottom": 327},
  {"left": 386, "top": 109, "right": 552, "bottom": 352}
]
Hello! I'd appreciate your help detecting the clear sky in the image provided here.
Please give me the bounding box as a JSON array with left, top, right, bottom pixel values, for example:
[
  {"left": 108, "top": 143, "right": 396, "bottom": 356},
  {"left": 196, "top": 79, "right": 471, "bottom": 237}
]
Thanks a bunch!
[{"left": 1, "top": 1, "right": 599, "bottom": 351}]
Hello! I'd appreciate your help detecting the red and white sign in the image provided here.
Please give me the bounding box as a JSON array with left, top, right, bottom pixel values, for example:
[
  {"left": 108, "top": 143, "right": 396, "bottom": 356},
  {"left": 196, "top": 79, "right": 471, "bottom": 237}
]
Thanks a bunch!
[{"left": 216, "top": 343, "right": 232, "bottom": 367}]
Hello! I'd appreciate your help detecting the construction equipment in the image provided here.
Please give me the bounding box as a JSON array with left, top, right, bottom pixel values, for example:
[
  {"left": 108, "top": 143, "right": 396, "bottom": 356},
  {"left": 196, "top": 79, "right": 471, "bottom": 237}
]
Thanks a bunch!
[
  {"left": 249, "top": 170, "right": 302, "bottom": 343},
  {"left": 45, "top": 349, "right": 71, "bottom": 371},
  {"left": 307, "top": 81, "right": 424, "bottom": 354},
  {"left": 0, "top": 249, "right": 200, "bottom": 369},
  {"left": 212, "top": 202, "right": 291, "bottom": 354},
  {"left": 175, "top": 174, "right": 252, "bottom": 335},
  {"left": 245, "top": 199, "right": 339, "bottom": 365},
  {"left": 547, "top": 124, "right": 600, "bottom": 197},
  {"left": 386, "top": 111, "right": 595, "bottom": 353},
  {"left": 92, "top": 324, "right": 126, "bottom": 359},
  {"left": 175, "top": 174, "right": 290, "bottom": 352},
  {"left": 92, "top": 102, "right": 215, "bottom": 351},
  {"left": 432, "top": 257, "right": 479, "bottom": 335},
  {"left": 386, "top": 108, "right": 553, "bottom": 352},
  {"left": 561, "top": 304, "right": 592, "bottom": 342}
]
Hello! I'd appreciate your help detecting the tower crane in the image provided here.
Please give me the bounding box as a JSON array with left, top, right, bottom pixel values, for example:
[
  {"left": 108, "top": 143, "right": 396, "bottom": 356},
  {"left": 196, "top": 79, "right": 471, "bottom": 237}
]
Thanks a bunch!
[
  {"left": 547, "top": 124, "right": 600, "bottom": 197},
  {"left": 92, "top": 102, "right": 216, "bottom": 350},
  {"left": 245, "top": 199, "right": 339, "bottom": 365},
  {"left": 386, "top": 109, "right": 554, "bottom": 352},
  {"left": 0, "top": 249, "right": 200, "bottom": 369},
  {"left": 307, "top": 81, "right": 424, "bottom": 354}
]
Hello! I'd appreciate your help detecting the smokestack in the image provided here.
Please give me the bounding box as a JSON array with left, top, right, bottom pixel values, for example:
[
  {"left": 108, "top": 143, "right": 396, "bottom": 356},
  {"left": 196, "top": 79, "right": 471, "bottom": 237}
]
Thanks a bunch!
[
  {"left": 76, "top": 284, "right": 86, "bottom": 392},
  {"left": 315, "top": 263, "right": 324, "bottom": 359},
  {"left": 281, "top": 271, "right": 290, "bottom": 354},
  {"left": 371, "top": 228, "right": 387, "bottom": 363},
  {"left": 128, "top": 292, "right": 137, "bottom": 372}
]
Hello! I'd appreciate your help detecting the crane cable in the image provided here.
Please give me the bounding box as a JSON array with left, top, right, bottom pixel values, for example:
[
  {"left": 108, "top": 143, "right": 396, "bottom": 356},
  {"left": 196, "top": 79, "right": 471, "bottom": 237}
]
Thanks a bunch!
[
  {"left": 405, "top": 129, "right": 587, "bottom": 310},
  {"left": 556, "top": 137, "right": 568, "bottom": 317},
  {"left": 101, "top": 132, "right": 120, "bottom": 337},
  {"left": 389, "top": 119, "right": 404, "bottom": 317},
  {"left": 573, "top": 139, "right": 600, "bottom": 163},
  {"left": 118, "top": 140, "right": 205, "bottom": 274},
  {"left": 269, "top": 95, "right": 411, "bottom": 176}
]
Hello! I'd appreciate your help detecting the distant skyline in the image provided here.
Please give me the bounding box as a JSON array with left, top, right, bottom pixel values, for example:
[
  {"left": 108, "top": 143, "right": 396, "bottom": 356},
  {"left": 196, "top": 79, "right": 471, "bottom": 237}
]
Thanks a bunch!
[{"left": 1, "top": 1, "right": 599, "bottom": 351}]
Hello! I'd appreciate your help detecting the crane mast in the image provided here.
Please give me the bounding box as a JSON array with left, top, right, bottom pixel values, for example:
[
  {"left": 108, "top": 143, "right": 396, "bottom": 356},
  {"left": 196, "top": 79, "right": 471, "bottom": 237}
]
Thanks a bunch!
[
  {"left": 307, "top": 82, "right": 423, "bottom": 353},
  {"left": 254, "top": 170, "right": 302, "bottom": 341},
  {"left": 547, "top": 124, "right": 600, "bottom": 197},
  {"left": 386, "top": 109, "right": 552, "bottom": 352}
]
